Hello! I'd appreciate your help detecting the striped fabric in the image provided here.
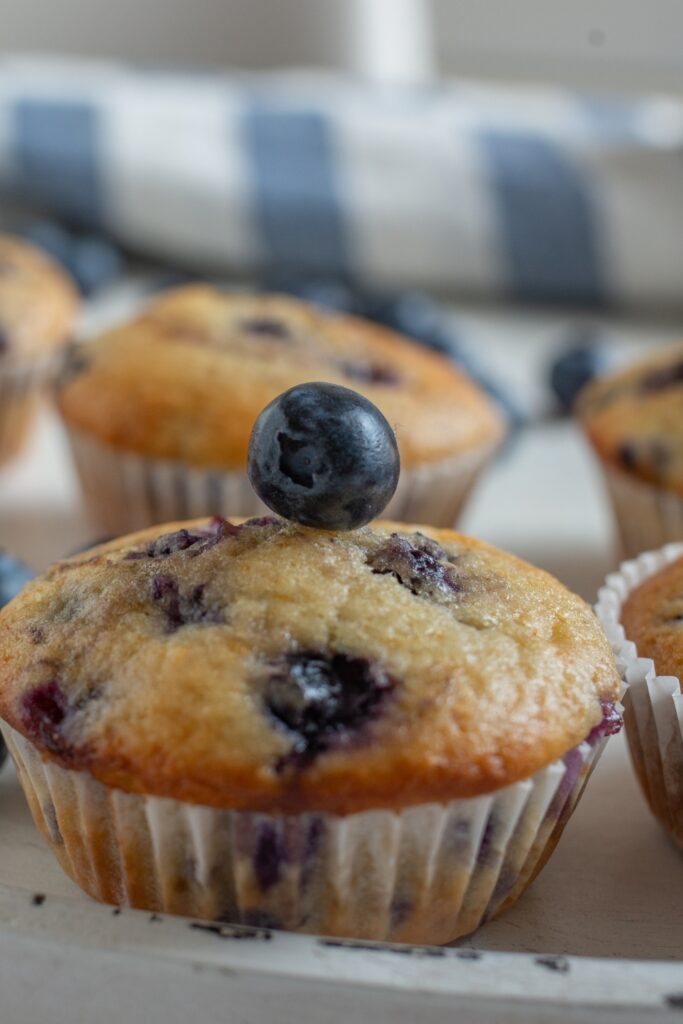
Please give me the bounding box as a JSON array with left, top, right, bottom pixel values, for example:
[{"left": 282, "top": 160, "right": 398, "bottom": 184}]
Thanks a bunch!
[{"left": 1, "top": 56, "right": 683, "bottom": 308}]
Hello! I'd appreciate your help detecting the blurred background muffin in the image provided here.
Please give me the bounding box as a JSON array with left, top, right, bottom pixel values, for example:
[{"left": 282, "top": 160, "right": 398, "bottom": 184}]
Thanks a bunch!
[
  {"left": 578, "top": 344, "right": 683, "bottom": 558},
  {"left": 56, "top": 286, "right": 504, "bottom": 533},
  {"left": 0, "top": 235, "right": 77, "bottom": 465}
]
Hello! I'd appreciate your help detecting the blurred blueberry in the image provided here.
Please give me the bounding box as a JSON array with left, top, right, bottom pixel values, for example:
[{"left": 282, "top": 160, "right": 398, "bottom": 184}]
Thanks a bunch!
[
  {"left": 264, "top": 273, "right": 357, "bottom": 315},
  {"left": 69, "top": 235, "right": 124, "bottom": 296},
  {"left": 19, "top": 221, "right": 123, "bottom": 295},
  {"left": 19, "top": 220, "right": 74, "bottom": 268},
  {"left": 0, "top": 551, "right": 33, "bottom": 772},
  {"left": 0, "top": 551, "right": 33, "bottom": 609},
  {"left": 549, "top": 330, "right": 610, "bottom": 414}
]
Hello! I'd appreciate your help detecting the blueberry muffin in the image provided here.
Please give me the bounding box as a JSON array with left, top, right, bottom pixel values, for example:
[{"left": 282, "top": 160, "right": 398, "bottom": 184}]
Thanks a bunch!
[
  {"left": 0, "top": 235, "right": 78, "bottom": 463},
  {"left": 610, "top": 552, "right": 683, "bottom": 848},
  {"left": 56, "top": 286, "right": 504, "bottom": 533},
  {"left": 0, "top": 516, "right": 620, "bottom": 942},
  {"left": 578, "top": 344, "right": 683, "bottom": 556}
]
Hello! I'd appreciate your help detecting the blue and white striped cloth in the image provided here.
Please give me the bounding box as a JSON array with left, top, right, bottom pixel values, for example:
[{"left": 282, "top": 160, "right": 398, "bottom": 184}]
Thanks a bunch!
[{"left": 2, "top": 56, "right": 683, "bottom": 309}]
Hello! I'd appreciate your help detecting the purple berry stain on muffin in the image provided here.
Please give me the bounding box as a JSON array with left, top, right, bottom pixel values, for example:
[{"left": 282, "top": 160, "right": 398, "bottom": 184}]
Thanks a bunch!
[
  {"left": 20, "top": 680, "right": 68, "bottom": 755},
  {"left": 368, "top": 533, "right": 462, "bottom": 600},
  {"left": 128, "top": 517, "right": 282, "bottom": 562},
  {"left": 340, "top": 361, "right": 400, "bottom": 387},
  {"left": 253, "top": 824, "right": 286, "bottom": 890},
  {"left": 150, "top": 575, "right": 221, "bottom": 633},
  {"left": 639, "top": 359, "right": 683, "bottom": 394},
  {"left": 263, "top": 652, "right": 395, "bottom": 768},
  {"left": 586, "top": 698, "right": 622, "bottom": 744},
  {"left": 241, "top": 318, "right": 291, "bottom": 340}
]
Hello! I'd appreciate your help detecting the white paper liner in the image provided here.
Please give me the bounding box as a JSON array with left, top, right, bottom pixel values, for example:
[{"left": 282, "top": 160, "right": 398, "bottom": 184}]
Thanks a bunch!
[
  {"left": 64, "top": 427, "right": 498, "bottom": 535},
  {"left": 596, "top": 542, "right": 683, "bottom": 849},
  {"left": 0, "top": 359, "right": 50, "bottom": 465},
  {"left": 2, "top": 722, "right": 607, "bottom": 944},
  {"left": 603, "top": 464, "right": 683, "bottom": 559}
]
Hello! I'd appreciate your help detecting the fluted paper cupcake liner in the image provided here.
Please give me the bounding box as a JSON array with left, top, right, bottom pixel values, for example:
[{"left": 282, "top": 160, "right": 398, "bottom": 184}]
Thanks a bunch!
[
  {"left": 0, "top": 360, "right": 50, "bottom": 465},
  {"left": 64, "top": 427, "right": 498, "bottom": 535},
  {"left": 602, "top": 464, "right": 683, "bottom": 559},
  {"left": 596, "top": 542, "right": 683, "bottom": 849},
  {"left": 2, "top": 722, "right": 607, "bottom": 944}
]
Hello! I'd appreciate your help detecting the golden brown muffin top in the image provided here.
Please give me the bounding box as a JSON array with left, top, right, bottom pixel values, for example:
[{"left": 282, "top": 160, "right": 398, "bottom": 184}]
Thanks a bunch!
[
  {"left": 621, "top": 554, "right": 683, "bottom": 677},
  {"left": 0, "top": 235, "right": 78, "bottom": 361},
  {"left": 0, "top": 518, "right": 619, "bottom": 814},
  {"left": 578, "top": 344, "right": 683, "bottom": 493},
  {"left": 56, "top": 286, "right": 504, "bottom": 470}
]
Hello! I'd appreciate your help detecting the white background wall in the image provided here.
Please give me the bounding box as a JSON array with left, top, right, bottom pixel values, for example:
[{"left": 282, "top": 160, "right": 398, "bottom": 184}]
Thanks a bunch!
[{"left": 0, "top": 0, "right": 681, "bottom": 93}]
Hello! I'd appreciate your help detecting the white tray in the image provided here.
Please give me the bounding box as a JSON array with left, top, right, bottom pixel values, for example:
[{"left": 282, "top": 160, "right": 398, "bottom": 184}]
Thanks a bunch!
[
  {"left": 2, "top": 333, "right": 683, "bottom": 1021},
  {"left": 2, "top": 733, "right": 683, "bottom": 1023}
]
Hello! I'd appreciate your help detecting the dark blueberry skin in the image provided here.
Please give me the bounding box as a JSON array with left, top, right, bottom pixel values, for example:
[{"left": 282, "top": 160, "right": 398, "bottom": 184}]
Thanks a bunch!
[
  {"left": 263, "top": 652, "right": 394, "bottom": 768},
  {"left": 368, "top": 533, "right": 462, "bottom": 600},
  {"left": 549, "top": 339, "right": 609, "bottom": 414},
  {"left": 247, "top": 382, "right": 400, "bottom": 531},
  {"left": 126, "top": 518, "right": 238, "bottom": 560},
  {"left": 339, "top": 361, "right": 400, "bottom": 387},
  {"left": 241, "top": 318, "right": 291, "bottom": 340},
  {"left": 150, "top": 574, "right": 221, "bottom": 632},
  {"left": 640, "top": 359, "right": 683, "bottom": 394},
  {"left": 20, "top": 681, "right": 68, "bottom": 756}
]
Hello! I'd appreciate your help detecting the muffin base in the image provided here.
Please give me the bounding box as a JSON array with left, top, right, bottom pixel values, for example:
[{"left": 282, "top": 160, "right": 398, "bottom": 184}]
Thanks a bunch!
[
  {"left": 602, "top": 464, "right": 683, "bottom": 559},
  {"left": 596, "top": 542, "right": 683, "bottom": 850},
  {"left": 3, "top": 723, "right": 606, "bottom": 944},
  {"left": 64, "top": 428, "right": 499, "bottom": 535},
  {"left": 0, "top": 361, "right": 47, "bottom": 466}
]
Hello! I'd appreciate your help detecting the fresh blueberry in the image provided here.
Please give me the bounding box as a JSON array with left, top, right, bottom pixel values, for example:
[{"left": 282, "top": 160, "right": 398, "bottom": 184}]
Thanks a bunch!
[
  {"left": 19, "top": 220, "right": 75, "bottom": 269},
  {"left": 247, "top": 382, "right": 400, "bottom": 531},
  {"left": 263, "top": 274, "right": 357, "bottom": 315},
  {"left": 19, "top": 221, "right": 123, "bottom": 296},
  {"left": 549, "top": 334, "right": 610, "bottom": 413},
  {"left": 263, "top": 651, "right": 395, "bottom": 767},
  {"left": 0, "top": 551, "right": 34, "bottom": 608},
  {"left": 69, "top": 235, "right": 124, "bottom": 296}
]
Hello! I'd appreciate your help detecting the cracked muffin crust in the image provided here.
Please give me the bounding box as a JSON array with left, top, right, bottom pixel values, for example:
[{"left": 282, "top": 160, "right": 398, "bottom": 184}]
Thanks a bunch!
[
  {"left": 0, "top": 518, "right": 619, "bottom": 815},
  {"left": 55, "top": 286, "right": 503, "bottom": 471},
  {"left": 578, "top": 343, "right": 683, "bottom": 494}
]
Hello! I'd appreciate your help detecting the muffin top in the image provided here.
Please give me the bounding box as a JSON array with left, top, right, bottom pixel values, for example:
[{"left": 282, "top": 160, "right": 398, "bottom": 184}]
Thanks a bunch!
[
  {"left": 56, "top": 286, "right": 503, "bottom": 470},
  {"left": 578, "top": 344, "right": 683, "bottom": 493},
  {"left": 621, "top": 554, "right": 683, "bottom": 678},
  {"left": 0, "top": 235, "right": 78, "bottom": 361},
  {"left": 0, "top": 518, "right": 619, "bottom": 814}
]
